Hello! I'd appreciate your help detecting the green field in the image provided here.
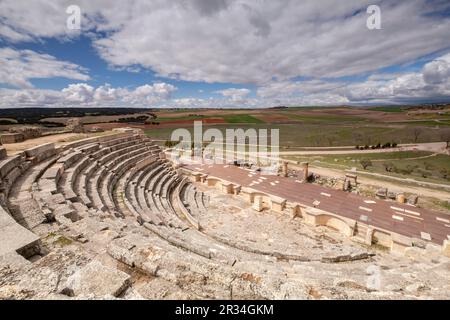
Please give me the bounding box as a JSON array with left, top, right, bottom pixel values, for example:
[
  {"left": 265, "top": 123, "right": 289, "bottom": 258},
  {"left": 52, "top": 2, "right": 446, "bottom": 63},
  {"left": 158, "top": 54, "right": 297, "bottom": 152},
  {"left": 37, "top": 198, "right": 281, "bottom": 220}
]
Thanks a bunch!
[
  {"left": 222, "top": 114, "right": 265, "bottom": 124},
  {"left": 285, "top": 113, "right": 366, "bottom": 123},
  {"left": 145, "top": 123, "right": 450, "bottom": 147},
  {"left": 155, "top": 115, "right": 209, "bottom": 122},
  {"left": 367, "top": 106, "right": 406, "bottom": 112},
  {"left": 391, "top": 120, "right": 450, "bottom": 127},
  {"left": 284, "top": 151, "right": 450, "bottom": 184}
]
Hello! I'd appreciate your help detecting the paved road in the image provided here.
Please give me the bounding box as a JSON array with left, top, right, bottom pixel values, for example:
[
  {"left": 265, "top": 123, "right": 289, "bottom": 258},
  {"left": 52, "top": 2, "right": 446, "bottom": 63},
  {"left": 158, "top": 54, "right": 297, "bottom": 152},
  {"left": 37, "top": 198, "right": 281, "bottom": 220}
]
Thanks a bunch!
[{"left": 185, "top": 162, "right": 450, "bottom": 246}]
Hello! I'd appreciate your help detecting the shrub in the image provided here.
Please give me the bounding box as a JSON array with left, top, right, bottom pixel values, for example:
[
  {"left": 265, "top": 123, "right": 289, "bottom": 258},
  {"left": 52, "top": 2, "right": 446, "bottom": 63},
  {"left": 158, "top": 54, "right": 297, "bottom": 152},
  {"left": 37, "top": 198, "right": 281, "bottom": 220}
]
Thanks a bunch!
[
  {"left": 382, "top": 162, "right": 395, "bottom": 172},
  {"left": 360, "top": 159, "right": 373, "bottom": 170},
  {"left": 414, "top": 168, "right": 432, "bottom": 178},
  {"left": 439, "top": 169, "right": 450, "bottom": 179},
  {"left": 424, "top": 162, "right": 435, "bottom": 171}
]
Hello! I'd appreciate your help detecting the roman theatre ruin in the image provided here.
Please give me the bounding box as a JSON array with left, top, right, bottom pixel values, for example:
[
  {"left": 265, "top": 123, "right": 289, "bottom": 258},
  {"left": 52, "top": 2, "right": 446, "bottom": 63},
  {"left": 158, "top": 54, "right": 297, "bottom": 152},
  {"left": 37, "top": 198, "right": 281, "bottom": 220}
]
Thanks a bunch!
[{"left": 0, "top": 128, "right": 449, "bottom": 299}]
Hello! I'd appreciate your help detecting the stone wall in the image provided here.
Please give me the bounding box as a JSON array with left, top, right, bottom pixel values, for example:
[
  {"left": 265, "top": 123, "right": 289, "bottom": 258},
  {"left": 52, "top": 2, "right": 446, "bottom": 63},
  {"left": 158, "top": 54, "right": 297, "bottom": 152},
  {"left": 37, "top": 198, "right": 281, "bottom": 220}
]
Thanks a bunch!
[
  {"left": 0, "top": 147, "right": 6, "bottom": 161},
  {"left": 181, "top": 168, "right": 450, "bottom": 258},
  {"left": 0, "top": 133, "right": 25, "bottom": 144}
]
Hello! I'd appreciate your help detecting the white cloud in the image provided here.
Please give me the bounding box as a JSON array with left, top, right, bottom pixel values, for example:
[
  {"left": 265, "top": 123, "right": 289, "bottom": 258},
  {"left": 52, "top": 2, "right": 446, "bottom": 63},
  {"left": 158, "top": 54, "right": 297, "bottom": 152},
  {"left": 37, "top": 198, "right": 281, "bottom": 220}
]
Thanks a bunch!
[
  {"left": 1, "top": 53, "right": 450, "bottom": 108},
  {"left": 1, "top": 1, "right": 450, "bottom": 107},
  {"left": 2, "top": 1, "right": 449, "bottom": 85},
  {"left": 0, "top": 0, "right": 82, "bottom": 42},
  {"left": 0, "top": 48, "right": 90, "bottom": 88},
  {"left": 91, "top": 0, "right": 450, "bottom": 84},
  {"left": 216, "top": 88, "right": 250, "bottom": 102},
  {"left": 62, "top": 83, "right": 95, "bottom": 104},
  {"left": 255, "top": 53, "right": 450, "bottom": 105},
  {"left": 0, "top": 82, "right": 177, "bottom": 108},
  {"left": 422, "top": 53, "right": 450, "bottom": 85}
]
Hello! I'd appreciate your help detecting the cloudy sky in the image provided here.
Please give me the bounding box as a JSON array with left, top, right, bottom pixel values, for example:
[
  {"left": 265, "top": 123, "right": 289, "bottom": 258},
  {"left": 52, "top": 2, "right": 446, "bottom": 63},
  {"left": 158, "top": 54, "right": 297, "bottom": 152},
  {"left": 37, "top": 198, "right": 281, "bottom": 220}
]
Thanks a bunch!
[{"left": 1, "top": 0, "right": 450, "bottom": 108}]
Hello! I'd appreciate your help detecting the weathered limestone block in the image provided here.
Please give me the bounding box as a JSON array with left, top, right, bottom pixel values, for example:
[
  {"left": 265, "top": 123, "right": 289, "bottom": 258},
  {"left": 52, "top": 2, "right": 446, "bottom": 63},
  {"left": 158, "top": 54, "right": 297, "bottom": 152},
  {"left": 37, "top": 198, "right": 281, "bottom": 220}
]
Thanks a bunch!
[
  {"left": 53, "top": 204, "right": 80, "bottom": 223},
  {"left": 303, "top": 207, "right": 320, "bottom": 226},
  {"left": 303, "top": 207, "right": 355, "bottom": 237},
  {"left": 376, "top": 188, "right": 388, "bottom": 199},
  {"left": 36, "top": 192, "right": 66, "bottom": 211},
  {"left": 343, "top": 179, "right": 351, "bottom": 191},
  {"left": 239, "top": 187, "right": 257, "bottom": 203},
  {"left": 387, "top": 192, "right": 397, "bottom": 200},
  {"left": 58, "top": 151, "right": 82, "bottom": 169},
  {"left": 301, "top": 161, "right": 309, "bottom": 181},
  {"left": 364, "top": 227, "right": 374, "bottom": 246},
  {"left": 62, "top": 260, "right": 131, "bottom": 297},
  {"left": 0, "top": 154, "right": 24, "bottom": 178},
  {"left": 37, "top": 179, "right": 58, "bottom": 194},
  {"left": 281, "top": 161, "right": 288, "bottom": 177},
  {"left": 442, "top": 240, "right": 450, "bottom": 258},
  {"left": 221, "top": 181, "right": 234, "bottom": 194},
  {"left": 396, "top": 194, "right": 406, "bottom": 204},
  {"left": 24, "top": 143, "right": 54, "bottom": 159},
  {"left": 390, "top": 233, "right": 412, "bottom": 254},
  {"left": 191, "top": 172, "right": 202, "bottom": 182},
  {"left": 407, "top": 194, "right": 418, "bottom": 205},
  {"left": 270, "top": 195, "right": 286, "bottom": 213},
  {"left": 3, "top": 166, "right": 22, "bottom": 191},
  {"left": 78, "top": 143, "right": 100, "bottom": 154},
  {"left": 41, "top": 164, "right": 64, "bottom": 181},
  {"left": 0, "top": 206, "right": 40, "bottom": 258},
  {"left": 252, "top": 195, "right": 263, "bottom": 212},
  {"left": 0, "top": 133, "right": 24, "bottom": 144},
  {"left": 287, "top": 203, "right": 301, "bottom": 218}
]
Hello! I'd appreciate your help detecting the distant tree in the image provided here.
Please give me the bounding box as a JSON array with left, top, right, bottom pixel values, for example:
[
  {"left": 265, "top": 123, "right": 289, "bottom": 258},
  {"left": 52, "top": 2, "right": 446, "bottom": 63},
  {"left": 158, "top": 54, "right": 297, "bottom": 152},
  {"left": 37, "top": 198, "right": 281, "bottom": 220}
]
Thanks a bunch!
[
  {"left": 360, "top": 159, "right": 373, "bottom": 170},
  {"left": 382, "top": 162, "right": 395, "bottom": 172},
  {"left": 326, "top": 136, "right": 336, "bottom": 147},
  {"left": 352, "top": 132, "right": 363, "bottom": 145},
  {"left": 414, "top": 168, "right": 432, "bottom": 179},
  {"left": 439, "top": 169, "right": 450, "bottom": 180},
  {"left": 424, "top": 162, "right": 435, "bottom": 171},
  {"left": 405, "top": 164, "right": 418, "bottom": 174},
  {"left": 440, "top": 130, "right": 450, "bottom": 148},
  {"left": 412, "top": 128, "right": 423, "bottom": 143}
]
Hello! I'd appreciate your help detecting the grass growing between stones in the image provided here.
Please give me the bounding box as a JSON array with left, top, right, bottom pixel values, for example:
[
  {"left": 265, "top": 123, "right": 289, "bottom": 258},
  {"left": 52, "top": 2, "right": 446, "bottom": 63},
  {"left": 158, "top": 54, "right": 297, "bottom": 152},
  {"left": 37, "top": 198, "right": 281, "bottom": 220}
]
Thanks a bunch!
[{"left": 53, "top": 236, "right": 73, "bottom": 247}]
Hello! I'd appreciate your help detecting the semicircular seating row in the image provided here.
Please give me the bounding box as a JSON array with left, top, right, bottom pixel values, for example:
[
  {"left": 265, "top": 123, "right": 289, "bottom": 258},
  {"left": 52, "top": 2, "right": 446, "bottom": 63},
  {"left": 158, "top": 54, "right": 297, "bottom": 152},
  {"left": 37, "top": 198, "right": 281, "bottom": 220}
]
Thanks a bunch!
[{"left": 1, "top": 131, "right": 282, "bottom": 265}]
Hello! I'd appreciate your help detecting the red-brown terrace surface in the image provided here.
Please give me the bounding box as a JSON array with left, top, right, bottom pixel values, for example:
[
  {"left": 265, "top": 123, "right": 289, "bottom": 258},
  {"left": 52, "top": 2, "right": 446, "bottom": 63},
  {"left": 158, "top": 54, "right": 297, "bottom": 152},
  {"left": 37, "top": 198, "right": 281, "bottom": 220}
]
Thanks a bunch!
[{"left": 184, "top": 162, "right": 450, "bottom": 245}]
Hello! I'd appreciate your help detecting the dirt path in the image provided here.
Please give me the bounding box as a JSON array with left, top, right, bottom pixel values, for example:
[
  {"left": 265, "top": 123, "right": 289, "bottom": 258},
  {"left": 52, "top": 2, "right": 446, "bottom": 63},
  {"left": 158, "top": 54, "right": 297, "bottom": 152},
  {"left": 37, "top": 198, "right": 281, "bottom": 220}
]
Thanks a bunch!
[
  {"left": 304, "top": 165, "right": 450, "bottom": 200},
  {"left": 370, "top": 153, "right": 439, "bottom": 162},
  {"left": 2, "top": 132, "right": 114, "bottom": 155},
  {"left": 278, "top": 142, "right": 449, "bottom": 155}
]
